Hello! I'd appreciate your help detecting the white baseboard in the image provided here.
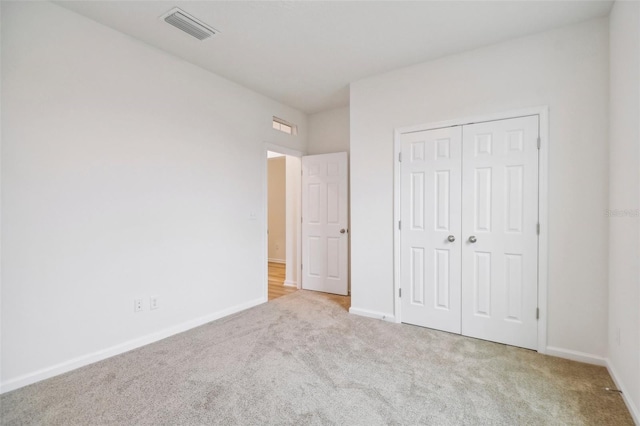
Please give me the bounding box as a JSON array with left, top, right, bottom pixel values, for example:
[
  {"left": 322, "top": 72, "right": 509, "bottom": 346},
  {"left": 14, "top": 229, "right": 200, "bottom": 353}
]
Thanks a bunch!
[
  {"left": 283, "top": 280, "right": 297, "bottom": 287},
  {"left": 268, "top": 258, "right": 285, "bottom": 264},
  {"left": 0, "top": 297, "right": 265, "bottom": 394},
  {"left": 606, "top": 358, "right": 640, "bottom": 425},
  {"left": 349, "top": 306, "right": 396, "bottom": 323},
  {"left": 545, "top": 346, "right": 607, "bottom": 366}
]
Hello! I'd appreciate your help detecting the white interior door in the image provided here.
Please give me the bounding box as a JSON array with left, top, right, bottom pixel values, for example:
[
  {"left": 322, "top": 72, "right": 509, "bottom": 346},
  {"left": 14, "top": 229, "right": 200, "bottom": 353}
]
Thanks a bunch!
[
  {"left": 398, "top": 115, "right": 540, "bottom": 350},
  {"left": 302, "top": 152, "right": 349, "bottom": 295},
  {"left": 400, "top": 127, "right": 462, "bottom": 333},
  {"left": 461, "top": 115, "right": 539, "bottom": 350}
]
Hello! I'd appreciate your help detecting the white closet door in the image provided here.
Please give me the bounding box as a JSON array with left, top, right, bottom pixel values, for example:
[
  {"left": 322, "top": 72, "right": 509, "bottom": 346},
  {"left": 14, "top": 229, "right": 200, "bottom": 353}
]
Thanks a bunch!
[
  {"left": 400, "top": 127, "right": 462, "bottom": 333},
  {"left": 460, "top": 115, "right": 539, "bottom": 350},
  {"left": 302, "top": 152, "right": 349, "bottom": 295}
]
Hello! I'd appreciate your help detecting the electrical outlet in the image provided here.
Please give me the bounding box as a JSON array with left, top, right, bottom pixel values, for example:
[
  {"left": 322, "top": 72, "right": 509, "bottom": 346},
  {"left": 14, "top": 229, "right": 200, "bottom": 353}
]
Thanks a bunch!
[
  {"left": 134, "top": 298, "right": 143, "bottom": 313},
  {"left": 150, "top": 296, "right": 159, "bottom": 310}
]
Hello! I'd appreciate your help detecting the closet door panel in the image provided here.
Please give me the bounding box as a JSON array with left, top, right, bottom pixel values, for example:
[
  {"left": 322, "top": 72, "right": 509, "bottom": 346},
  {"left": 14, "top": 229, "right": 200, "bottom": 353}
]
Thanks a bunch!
[
  {"left": 400, "top": 127, "right": 462, "bottom": 333},
  {"left": 460, "top": 116, "right": 539, "bottom": 350}
]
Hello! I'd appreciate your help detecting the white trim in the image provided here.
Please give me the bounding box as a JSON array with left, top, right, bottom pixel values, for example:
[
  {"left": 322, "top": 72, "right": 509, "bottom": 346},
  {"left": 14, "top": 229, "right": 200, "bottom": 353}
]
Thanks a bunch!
[
  {"left": 393, "top": 129, "right": 403, "bottom": 324},
  {"left": 545, "top": 346, "right": 607, "bottom": 366},
  {"left": 0, "top": 297, "right": 265, "bottom": 394},
  {"left": 393, "top": 106, "right": 550, "bottom": 353},
  {"left": 283, "top": 280, "right": 297, "bottom": 287},
  {"left": 349, "top": 307, "right": 396, "bottom": 323},
  {"left": 268, "top": 258, "right": 286, "bottom": 264},
  {"left": 395, "top": 106, "right": 550, "bottom": 135},
  {"left": 265, "top": 143, "right": 303, "bottom": 159},
  {"left": 263, "top": 142, "right": 304, "bottom": 296},
  {"left": 537, "top": 107, "right": 550, "bottom": 354},
  {"left": 606, "top": 359, "right": 640, "bottom": 425}
]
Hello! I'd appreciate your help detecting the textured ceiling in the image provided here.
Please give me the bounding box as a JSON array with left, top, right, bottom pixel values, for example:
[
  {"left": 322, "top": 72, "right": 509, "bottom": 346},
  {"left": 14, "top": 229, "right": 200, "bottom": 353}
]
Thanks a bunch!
[{"left": 56, "top": 1, "right": 613, "bottom": 114}]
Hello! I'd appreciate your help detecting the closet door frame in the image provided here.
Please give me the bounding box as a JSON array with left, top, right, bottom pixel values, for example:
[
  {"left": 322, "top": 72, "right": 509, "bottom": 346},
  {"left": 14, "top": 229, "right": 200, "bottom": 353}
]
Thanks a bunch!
[{"left": 393, "top": 106, "right": 549, "bottom": 353}]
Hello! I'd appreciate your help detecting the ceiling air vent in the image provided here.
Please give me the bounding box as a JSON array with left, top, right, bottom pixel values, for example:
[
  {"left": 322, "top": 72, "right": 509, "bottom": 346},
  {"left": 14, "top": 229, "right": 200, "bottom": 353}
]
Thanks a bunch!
[{"left": 161, "top": 8, "right": 218, "bottom": 41}]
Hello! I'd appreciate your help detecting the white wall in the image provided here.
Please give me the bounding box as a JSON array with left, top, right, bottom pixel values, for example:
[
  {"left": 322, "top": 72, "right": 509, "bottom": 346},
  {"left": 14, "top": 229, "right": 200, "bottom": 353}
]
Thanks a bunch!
[
  {"left": 608, "top": 0, "right": 640, "bottom": 421},
  {"left": 1, "top": 1, "right": 307, "bottom": 391},
  {"left": 350, "top": 18, "right": 610, "bottom": 358},
  {"left": 308, "top": 106, "right": 350, "bottom": 154},
  {"left": 268, "top": 157, "right": 286, "bottom": 262}
]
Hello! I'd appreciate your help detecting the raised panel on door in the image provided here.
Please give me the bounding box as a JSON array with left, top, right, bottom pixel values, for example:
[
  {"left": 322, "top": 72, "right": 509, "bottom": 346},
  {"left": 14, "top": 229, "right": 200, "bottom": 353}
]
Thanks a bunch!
[
  {"left": 461, "top": 115, "right": 539, "bottom": 350},
  {"left": 302, "top": 152, "right": 349, "bottom": 295},
  {"left": 400, "top": 127, "right": 462, "bottom": 333}
]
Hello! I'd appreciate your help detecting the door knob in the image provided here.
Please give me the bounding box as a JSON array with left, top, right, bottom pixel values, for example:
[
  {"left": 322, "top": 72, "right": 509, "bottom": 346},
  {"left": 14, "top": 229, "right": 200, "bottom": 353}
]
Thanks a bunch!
[
  {"left": 469, "top": 236, "right": 477, "bottom": 243},
  {"left": 340, "top": 229, "right": 346, "bottom": 234},
  {"left": 447, "top": 235, "right": 455, "bottom": 242}
]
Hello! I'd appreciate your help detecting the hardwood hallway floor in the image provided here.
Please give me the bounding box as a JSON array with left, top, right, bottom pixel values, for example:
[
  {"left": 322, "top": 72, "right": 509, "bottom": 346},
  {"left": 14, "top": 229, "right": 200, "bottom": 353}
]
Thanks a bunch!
[{"left": 268, "top": 262, "right": 297, "bottom": 301}]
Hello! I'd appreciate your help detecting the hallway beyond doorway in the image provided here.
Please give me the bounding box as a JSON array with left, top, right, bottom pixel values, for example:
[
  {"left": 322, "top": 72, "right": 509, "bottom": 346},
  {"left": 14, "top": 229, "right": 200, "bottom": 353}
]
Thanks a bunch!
[{"left": 268, "top": 262, "right": 297, "bottom": 301}]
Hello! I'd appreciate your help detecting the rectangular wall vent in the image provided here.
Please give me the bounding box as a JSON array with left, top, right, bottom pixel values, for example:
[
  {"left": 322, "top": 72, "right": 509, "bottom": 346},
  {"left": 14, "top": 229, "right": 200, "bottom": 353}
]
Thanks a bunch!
[{"left": 162, "top": 8, "right": 218, "bottom": 41}]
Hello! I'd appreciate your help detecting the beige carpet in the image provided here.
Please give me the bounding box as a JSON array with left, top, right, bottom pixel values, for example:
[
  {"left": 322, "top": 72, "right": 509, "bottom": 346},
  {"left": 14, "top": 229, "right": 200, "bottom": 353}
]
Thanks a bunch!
[{"left": 1, "top": 290, "right": 633, "bottom": 425}]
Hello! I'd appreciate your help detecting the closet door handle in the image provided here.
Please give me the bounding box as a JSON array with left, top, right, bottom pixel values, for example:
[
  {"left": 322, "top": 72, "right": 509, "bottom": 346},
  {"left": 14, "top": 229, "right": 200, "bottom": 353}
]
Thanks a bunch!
[
  {"left": 447, "top": 235, "right": 455, "bottom": 242},
  {"left": 469, "top": 236, "right": 477, "bottom": 243}
]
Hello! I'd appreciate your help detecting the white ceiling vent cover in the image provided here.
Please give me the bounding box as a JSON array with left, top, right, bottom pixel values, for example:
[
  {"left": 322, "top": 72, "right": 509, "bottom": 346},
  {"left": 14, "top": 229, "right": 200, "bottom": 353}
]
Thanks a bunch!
[{"left": 161, "top": 8, "right": 219, "bottom": 41}]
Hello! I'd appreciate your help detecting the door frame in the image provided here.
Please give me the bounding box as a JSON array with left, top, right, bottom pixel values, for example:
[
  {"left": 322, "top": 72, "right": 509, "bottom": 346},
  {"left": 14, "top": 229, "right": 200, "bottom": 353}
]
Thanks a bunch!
[
  {"left": 263, "top": 143, "right": 304, "bottom": 302},
  {"left": 393, "top": 106, "right": 549, "bottom": 353}
]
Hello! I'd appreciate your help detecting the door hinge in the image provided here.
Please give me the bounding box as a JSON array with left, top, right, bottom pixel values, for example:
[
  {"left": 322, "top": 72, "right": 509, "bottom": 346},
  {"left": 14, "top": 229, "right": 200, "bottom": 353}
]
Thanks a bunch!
[
  {"left": 536, "top": 307, "right": 540, "bottom": 320},
  {"left": 398, "top": 221, "right": 402, "bottom": 230},
  {"left": 537, "top": 223, "right": 540, "bottom": 235},
  {"left": 537, "top": 137, "right": 541, "bottom": 150},
  {"left": 398, "top": 152, "right": 402, "bottom": 162},
  {"left": 399, "top": 288, "right": 402, "bottom": 298}
]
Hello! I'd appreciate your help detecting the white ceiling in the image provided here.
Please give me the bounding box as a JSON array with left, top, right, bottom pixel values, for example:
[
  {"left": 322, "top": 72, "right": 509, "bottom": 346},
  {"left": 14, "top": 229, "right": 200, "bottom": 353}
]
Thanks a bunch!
[{"left": 55, "top": 1, "right": 613, "bottom": 114}]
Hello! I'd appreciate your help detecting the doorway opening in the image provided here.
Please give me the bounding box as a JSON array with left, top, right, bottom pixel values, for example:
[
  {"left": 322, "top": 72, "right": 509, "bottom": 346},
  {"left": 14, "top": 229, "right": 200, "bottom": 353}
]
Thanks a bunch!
[{"left": 265, "top": 147, "right": 302, "bottom": 301}]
